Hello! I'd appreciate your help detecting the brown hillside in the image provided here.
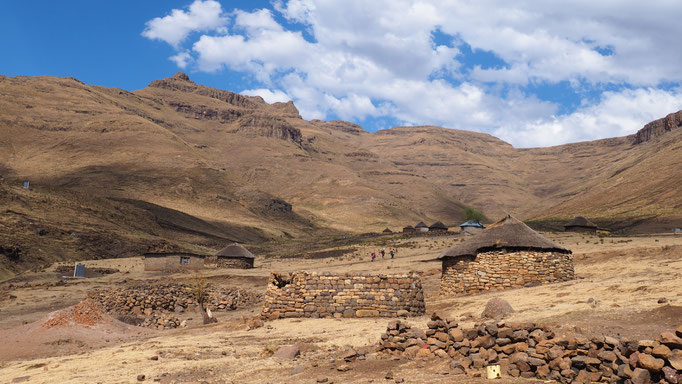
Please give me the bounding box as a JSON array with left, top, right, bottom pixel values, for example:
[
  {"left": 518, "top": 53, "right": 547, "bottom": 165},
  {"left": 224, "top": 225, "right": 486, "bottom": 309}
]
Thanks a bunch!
[{"left": 1, "top": 73, "right": 681, "bottom": 274}]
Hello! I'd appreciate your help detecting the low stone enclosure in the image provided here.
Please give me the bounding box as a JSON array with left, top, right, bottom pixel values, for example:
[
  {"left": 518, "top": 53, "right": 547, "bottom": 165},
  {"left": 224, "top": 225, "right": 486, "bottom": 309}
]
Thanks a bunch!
[
  {"left": 88, "top": 282, "right": 262, "bottom": 329},
  {"left": 260, "top": 271, "right": 425, "bottom": 320},
  {"left": 439, "top": 215, "right": 574, "bottom": 295},
  {"left": 440, "top": 250, "right": 574, "bottom": 295},
  {"left": 377, "top": 314, "right": 682, "bottom": 383}
]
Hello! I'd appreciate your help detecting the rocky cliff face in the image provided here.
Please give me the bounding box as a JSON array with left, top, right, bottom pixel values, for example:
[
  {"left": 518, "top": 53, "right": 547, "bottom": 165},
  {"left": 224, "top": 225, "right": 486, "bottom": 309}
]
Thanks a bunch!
[{"left": 632, "top": 110, "right": 682, "bottom": 144}]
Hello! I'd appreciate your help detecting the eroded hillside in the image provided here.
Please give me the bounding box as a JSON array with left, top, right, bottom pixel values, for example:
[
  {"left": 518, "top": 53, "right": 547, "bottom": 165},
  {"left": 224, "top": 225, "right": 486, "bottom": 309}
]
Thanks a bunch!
[{"left": 0, "top": 73, "right": 680, "bottom": 274}]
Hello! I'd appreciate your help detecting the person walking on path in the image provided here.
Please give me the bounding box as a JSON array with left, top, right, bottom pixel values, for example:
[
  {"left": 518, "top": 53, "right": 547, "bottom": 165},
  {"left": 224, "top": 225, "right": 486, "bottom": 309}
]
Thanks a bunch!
[
  {"left": 371, "top": 252, "right": 376, "bottom": 262},
  {"left": 381, "top": 248, "right": 385, "bottom": 259},
  {"left": 390, "top": 249, "right": 395, "bottom": 259}
]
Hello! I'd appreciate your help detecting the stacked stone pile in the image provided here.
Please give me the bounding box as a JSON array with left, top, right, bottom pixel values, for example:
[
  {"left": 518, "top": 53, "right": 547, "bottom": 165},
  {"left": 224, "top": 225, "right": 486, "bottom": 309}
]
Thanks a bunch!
[
  {"left": 261, "top": 271, "right": 425, "bottom": 320},
  {"left": 377, "top": 314, "right": 682, "bottom": 383},
  {"left": 89, "top": 283, "right": 262, "bottom": 329},
  {"left": 140, "top": 314, "right": 183, "bottom": 329}
]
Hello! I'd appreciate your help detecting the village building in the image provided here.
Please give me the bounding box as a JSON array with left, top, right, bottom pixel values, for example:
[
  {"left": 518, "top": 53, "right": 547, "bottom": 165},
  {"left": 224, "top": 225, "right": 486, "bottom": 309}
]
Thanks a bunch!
[
  {"left": 415, "top": 221, "right": 429, "bottom": 232},
  {"left": 143, "top": 252, "right": 207, "bottom": 272},
  {"left": 428, "top": 221, "right": 448, "bottom": 232},
  {"left": 382, "top": 228, "right": 393, "bottom": 234},
  {"left": 402, "top": 225, "right": 415, "bottom": 233},
  {"left": 459, "top": 220, "right": 485, "bottom": 233},
  {"left": 213, "top": 243, "right": 255, "bottom": 269},
  {"left": 563, "top": 216, "right": 598, "bottom": 233},
  {"left": 439, "top": 215, "right": 573, "bottom": 296}
]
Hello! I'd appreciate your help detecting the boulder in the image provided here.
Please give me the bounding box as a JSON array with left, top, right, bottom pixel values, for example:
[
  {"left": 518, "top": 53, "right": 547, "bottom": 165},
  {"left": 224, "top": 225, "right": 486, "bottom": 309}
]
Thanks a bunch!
[
  {"left": 355, "top": 309, "right": 379, "bottom": 318},
  {"left": 448, "top": 328, "right": 464, "bottom": 342},
  {"left": 638, "top": 353, "right": 664, "bottom": 372},
  {"left": 481, "top": 298, "right": 514, "bottom": 319},
  {"left": 651, "top": 344, "right": 671, "bottom": 359},
  {"left": 630, "top": 368, "right": 651, "bottom": 384},
  {"left": 660, "top": 332, "right": 682, "bottom": 349},
  {"left": 273, "top": 344, "right": 301, "bottom": 360},
  {"left": 662, "top": 366, "right": 679, "bottom": 384},
  {"left": 676, "top": 325, "right": 682, "bottom": 338},
  {"left": 669, "top": 349, "right": 682, "bottom": 370}
]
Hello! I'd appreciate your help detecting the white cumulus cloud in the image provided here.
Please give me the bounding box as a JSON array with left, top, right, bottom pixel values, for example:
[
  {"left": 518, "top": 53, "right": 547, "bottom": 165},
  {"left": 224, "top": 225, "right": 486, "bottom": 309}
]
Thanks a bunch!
[
  {"left": 142, "top": 0, "right": 227, "bottom": 48},
  {"left": 144, "top": 0, "right": 682, "bottom": 147},
  {"left": 241, "top": 88, "right": 291, "bottom": 104}
]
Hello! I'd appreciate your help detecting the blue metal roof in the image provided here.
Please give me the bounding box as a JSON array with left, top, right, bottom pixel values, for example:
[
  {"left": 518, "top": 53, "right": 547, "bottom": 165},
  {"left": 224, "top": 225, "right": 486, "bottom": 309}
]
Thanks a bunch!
[{"left": 460, "top": 220, "right": 485, "bottom": 228}]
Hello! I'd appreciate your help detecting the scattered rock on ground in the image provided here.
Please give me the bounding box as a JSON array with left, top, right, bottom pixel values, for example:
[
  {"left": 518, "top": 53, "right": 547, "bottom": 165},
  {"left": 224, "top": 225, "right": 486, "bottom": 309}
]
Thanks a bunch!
[{"left": 481, "top": 297, "right": 514, "bottom": 319}]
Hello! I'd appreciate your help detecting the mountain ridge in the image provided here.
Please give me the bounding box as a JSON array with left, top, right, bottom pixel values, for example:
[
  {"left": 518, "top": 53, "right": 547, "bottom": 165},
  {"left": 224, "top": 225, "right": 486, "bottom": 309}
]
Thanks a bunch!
[{"left": 0, "top": 72, "right": 680, "bottom": 276}]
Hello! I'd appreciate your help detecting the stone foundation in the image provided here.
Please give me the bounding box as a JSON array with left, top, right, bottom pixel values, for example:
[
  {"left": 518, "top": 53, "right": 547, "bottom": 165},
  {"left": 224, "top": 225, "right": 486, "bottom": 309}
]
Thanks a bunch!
[
  {"left": 441, "top": 250, "right": 573, "bottom": 296},
  {"left": 261, "top": 271, "right": 425, "bottom": 320}
]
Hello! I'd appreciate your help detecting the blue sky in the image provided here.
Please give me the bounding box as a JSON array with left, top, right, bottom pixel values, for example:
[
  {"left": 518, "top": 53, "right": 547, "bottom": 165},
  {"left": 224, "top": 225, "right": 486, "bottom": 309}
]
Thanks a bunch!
[{"left": 3, "top": 1, "right": 682, "bottom": 147}]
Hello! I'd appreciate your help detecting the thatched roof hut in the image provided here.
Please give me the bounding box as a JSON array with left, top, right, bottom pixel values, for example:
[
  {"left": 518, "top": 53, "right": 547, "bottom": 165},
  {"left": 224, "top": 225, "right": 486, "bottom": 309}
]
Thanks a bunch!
[
  {"left": 382, "top": 228, "right": 393, "bottom": 234},
  {"left": 402, "top": 225, "right": 415, "bottom": 233},
  {"left": 459, "top": 220, "right": 485, "bottom": 233},
  {"left": 440, "top": 215, "right": 570, "bottom": 259},
  {"left": 415, "top": 221, "right": 429, "bottom": 232},
  {"left": 429, "top": 221, "right": 448, "bottom": 231},
  {"left": 214, "top": 243, "right": 255, "bottom": 268},
  {"left": 563, "top": 216, "right": 598, "bottom": 232},
  {"left": 439, "top": 215, "right": 574, "bottom": 295}
]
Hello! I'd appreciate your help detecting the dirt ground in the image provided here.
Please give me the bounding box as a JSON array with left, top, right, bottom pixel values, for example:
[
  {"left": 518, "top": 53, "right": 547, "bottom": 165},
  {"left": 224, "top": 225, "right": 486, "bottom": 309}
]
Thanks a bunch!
[{"left": 0, "top": 232, "right": 681, "bottom": 384}]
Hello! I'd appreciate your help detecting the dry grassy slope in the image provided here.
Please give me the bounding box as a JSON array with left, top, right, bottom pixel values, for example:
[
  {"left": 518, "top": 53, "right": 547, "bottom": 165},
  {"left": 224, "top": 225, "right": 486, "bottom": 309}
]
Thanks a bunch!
[
  {"left": 1, "top": 72, "right": 681, "bottom": 243},
  {"left": 0, "top": 180, "right": 270, "bottom": 280}
]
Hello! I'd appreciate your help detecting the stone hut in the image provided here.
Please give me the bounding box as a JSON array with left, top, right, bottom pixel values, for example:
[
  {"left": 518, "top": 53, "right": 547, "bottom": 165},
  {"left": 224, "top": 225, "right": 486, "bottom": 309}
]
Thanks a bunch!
[
  {"left": 213, "top": 243, "right": 255, "bottom": 269},
  {"left": 439, "top": 215, "right": 573, "bottom": 296},
  {"left": 459, "top": 220, "right": 485, "bottom": 233},
  {"left": 382, "top": 228, "right": 393, "bottom": 234},
  {"left": 402, "top": 225, "right": 415, "bottom": 233},
  {"left": 563, "top": 216, "right": 598, "bottom": 233},
  {"left": 415, "top": 221, "right": 429, "bottom": 232},
  {"left": 428, "top": 221, "right": 448, "bottom": 232},
  {"left": 143, "top": 252, "right": 207, "bottom": 272}
]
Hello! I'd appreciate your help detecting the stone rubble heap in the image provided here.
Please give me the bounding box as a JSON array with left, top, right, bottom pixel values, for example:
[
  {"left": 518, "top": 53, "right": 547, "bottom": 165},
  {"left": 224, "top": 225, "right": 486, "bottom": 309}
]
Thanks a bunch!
[
  {"left": 88, "top": 282, "right": 262, "bottom": 329},
  {"left": 377, "top": 314, "right": 682, "bottom": 383}
]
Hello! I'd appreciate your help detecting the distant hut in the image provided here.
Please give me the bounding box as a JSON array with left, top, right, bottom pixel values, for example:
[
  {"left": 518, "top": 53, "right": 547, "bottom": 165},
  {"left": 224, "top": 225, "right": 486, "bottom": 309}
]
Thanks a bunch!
[
  {"left": 415, "top": 221, "right": 429, "bottom": 232},
  {"left": 439, "top": 215, "right": 573, "bottom": 295},
  {"left": 382, "top": 228, "right": 393, "bottom": 234},
  {"left": 402, "top": 225, "right": 415, "bottom": 233},
  {"left": 563, "top": 216, "right": 598, "bottom": 233},
  {"left": 214, "top": 243, "right": 255, "bottom": 269},
  {"left": 460, "top": 220, "right": 485, "bottom": 233},
  {"left": 429, "top": 221, "right": 448, "bottom": 232},
  {"left": 143, "top": 252, "right": 207, "bottom": 272}
]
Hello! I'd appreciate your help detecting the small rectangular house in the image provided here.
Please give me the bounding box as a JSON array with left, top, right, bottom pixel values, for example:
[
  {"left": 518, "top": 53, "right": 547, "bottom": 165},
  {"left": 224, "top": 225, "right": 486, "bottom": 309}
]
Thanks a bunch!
[{"left": 143, "top": 252, "right": 206, "bottom": 272}]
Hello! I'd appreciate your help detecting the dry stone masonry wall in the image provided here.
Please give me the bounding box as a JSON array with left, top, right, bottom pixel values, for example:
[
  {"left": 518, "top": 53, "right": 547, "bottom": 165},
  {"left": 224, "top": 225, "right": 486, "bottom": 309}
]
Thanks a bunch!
[
  {"left": 261, "top": 271, "right": 425, "bottom": 320},
  {"left": 441, "top": 250, "right": 574, "bottom": 295},
  {"left": 89, "top": 283, "right": 262, "bottom": 329},
  {"left": 378, "top": 314, "right": 682, "bottom": 383}
]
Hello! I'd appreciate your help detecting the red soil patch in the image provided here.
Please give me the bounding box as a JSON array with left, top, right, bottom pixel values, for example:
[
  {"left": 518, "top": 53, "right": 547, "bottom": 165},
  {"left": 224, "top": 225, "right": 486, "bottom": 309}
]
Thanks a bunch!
[{"left": 42, "top": 299, "right": 105, "bottom": 328}]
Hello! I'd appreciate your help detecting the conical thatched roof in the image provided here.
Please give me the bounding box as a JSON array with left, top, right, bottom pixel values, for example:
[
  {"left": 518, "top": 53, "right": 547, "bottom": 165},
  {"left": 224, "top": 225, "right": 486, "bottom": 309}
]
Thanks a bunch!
[
  {"left": 429, "top": 221, "right": 448, "bottom": 230},
  {"left": 564, "top": 216, "right": 597, "bottom": 228},
  {"left": 415, "top": 221, "right": 428, "bottom": 228},
  {"left": 382, "top": 228, "right": 393, "bottom": 233},
  {"left": 215, "top": 243, "right": 255, "bottom": 259},
  {"left": 439, "top": 215, "right": 570, "bottom": 259}
]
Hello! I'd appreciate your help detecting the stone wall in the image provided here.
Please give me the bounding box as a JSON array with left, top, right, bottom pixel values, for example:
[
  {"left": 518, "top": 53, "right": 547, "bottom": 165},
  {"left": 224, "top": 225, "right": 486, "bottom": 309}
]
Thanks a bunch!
[
  {"left": 440, "top": 250, "right": 574, "bottom": 296},
  {"left": 378, "top": 315, "right": 682, "bottom": 383},
  {"left": 261, "top": 271, "right": 425, "bottom": 320}
]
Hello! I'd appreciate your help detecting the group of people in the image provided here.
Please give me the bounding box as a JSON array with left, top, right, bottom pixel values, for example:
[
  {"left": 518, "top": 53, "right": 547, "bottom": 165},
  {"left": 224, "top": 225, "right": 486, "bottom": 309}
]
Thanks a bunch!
[{"left": 370, "top": 248, "right": 396, "bottom": 262}]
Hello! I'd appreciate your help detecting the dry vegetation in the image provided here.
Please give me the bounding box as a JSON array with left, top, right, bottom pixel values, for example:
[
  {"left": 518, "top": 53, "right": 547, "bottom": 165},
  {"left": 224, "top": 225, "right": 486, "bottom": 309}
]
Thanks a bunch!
[{"left": 0, "top": 232, "right": 680, "bottom": 383}]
